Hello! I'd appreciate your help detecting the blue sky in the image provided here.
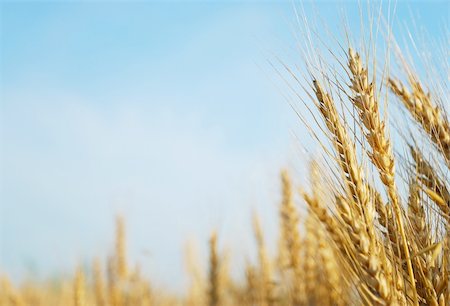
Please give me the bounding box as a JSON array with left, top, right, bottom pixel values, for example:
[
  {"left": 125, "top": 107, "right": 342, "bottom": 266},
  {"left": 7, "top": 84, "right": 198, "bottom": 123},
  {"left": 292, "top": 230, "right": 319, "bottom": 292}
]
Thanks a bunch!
[{"left": 1, "top": 0, "right": 448, "bottom": 291}]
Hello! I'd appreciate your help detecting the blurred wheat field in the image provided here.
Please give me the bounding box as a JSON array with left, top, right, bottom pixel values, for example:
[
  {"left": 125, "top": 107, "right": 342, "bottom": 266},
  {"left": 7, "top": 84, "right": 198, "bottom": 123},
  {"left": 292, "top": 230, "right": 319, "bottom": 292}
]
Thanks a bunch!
[{"left": 1, "top": 4, "right": 449, "bottom": 306}]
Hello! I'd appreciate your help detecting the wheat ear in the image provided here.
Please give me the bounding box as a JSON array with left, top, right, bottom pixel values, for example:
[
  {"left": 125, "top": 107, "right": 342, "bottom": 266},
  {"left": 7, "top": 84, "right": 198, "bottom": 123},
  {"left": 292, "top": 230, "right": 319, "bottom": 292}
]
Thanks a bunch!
[
  {"left": 74, "top": 267, "right": 86, "bottom": 306},
  {"left": 278, "top": 170, "right": 304, "bottom": 306},
  {"left": 313, "top": 80, "right": 396, "bottom": 304},
  {"left": 252, "top": 213, "right": 275, "bottom": 306},
  {"left": 115, "top": 215, "right": 127, "bottom": 281},
  {"left": 389, "top": 78, "right": 450, "bottom": 164},
  {"left": 208, "top": 231, "right": 220, "bottom": 306},
  {"left": 93, "top": 259, "right": 106, "bottom": 306},
  {"left": 348, "top": 48, "right": 418, "bottom": 305}
]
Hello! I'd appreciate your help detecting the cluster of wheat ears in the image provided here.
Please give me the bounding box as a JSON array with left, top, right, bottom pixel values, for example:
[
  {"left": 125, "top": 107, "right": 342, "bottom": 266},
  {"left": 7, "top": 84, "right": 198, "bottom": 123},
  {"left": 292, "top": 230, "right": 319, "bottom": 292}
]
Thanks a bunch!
[{"left": 1, "top": 8, "right": 449, "bottom": 306}]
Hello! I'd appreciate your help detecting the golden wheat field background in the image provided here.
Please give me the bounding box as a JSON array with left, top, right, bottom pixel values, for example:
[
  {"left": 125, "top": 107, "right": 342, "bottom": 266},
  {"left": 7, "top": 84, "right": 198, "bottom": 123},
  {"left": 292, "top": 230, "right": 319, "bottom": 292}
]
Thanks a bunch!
[{"left": 1, "top": 1, "right": 449, "bottom": 306}]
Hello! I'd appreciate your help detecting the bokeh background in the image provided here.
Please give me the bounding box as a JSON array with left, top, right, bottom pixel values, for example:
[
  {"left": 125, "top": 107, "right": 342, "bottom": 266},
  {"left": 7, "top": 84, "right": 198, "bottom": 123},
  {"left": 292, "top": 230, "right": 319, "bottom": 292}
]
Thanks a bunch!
[{"left": 1, "top": 0, "right": 447, "bottom": 292}]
